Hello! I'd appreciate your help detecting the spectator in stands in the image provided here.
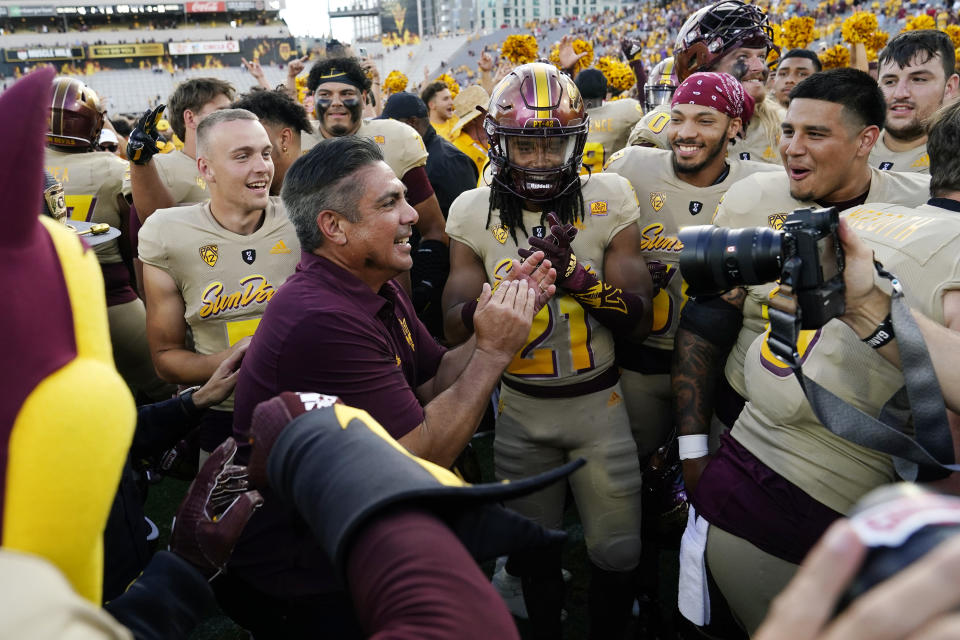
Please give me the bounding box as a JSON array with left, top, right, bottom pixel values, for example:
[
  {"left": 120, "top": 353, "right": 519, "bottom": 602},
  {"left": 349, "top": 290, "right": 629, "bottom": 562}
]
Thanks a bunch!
[
  {"left": 421, "top": 80, "right": 457, "bottom": 140},
  {"left": 125, "top": 77, "right": 234, "bottom": 222},
  {"left": 231, "top": 89, "right": 314, "bottom": 195}
]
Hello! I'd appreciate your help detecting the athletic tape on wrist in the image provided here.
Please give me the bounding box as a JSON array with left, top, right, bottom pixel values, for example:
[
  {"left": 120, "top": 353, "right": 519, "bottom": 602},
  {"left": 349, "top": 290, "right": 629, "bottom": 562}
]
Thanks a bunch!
[{"left": 678, "top": 434, "right": 709, "bottom": 460}]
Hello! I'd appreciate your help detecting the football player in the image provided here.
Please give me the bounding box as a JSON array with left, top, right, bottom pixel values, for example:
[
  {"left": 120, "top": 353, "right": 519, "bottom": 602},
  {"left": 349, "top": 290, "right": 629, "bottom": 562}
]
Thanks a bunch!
[
  {"left": 138, "top": 109, "right": 300, "bottom": 459},
  {"left": 673, "top": 0, "right": 785, "bottom": 164},
  {"left": 771, "top": 49, "right": 821, "bottom": 108},
  {"left": 627, "top": 56, "right": 677, "bottom": 149},
  {"left": 606, "top": 70, "right": 780, "bottom": 633},
  {"left": 442, "top": 62, "right": 654, "bottom": 639},
  {"left": 125, "top": 77, "right": 235, "bottom": 222},
  {"left": 687, "top": 83, "right": 960, "bottom": 637},
  {"left": 869, "top": 29, "right": 959, "bottom": 173},
  {"left": 606, "top": 70, "right": 780, "bottom": 468},
  {"left": 575, "top": 68, "right": 643, "bottom": 173},
  {"left": 45, "top": 77, "right": 173, "bottom": 403},
  {"left": 673, "top": 69, "right": 930, "bottom": 508}
]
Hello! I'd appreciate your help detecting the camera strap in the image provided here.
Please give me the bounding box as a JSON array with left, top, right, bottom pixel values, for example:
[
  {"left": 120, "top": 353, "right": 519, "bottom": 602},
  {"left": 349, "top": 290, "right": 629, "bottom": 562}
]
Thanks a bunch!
[{"left": 767, "top": 262, "right": 960, "bottom": 480}]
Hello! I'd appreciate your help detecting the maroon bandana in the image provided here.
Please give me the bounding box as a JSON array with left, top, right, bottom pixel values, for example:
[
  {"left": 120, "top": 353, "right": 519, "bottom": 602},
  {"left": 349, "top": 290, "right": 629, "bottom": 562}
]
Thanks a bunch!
[{"left": 672, "top": 72, "right": 755, "bottom": 128}]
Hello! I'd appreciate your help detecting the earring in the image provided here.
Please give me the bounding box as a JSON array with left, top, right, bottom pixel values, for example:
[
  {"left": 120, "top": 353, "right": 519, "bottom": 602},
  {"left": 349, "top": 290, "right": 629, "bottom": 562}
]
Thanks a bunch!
[{"left": 282, "top": 145, "right": 288, "bottom": 153}]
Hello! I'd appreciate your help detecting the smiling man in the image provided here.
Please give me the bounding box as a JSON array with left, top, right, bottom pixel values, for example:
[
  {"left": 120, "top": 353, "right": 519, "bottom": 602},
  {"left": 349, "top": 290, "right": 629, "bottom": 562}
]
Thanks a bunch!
[
  {"left": 671, "top": 70, "right": 930, "bottom": 526},
  {"left": 673, "top": 0, "right": 786, "bottom": 164},
  {"left": 421, "top": 80, "right": 458, "bottom": 141},
  {"left": 225, "top": 135, "right": 550, "bottom": 638},
  {"left": 139, "top": 109, "right": 300, "bottom": 457},
  {"left": 869, "top": 29, "right": 959, "bottom": 173}
]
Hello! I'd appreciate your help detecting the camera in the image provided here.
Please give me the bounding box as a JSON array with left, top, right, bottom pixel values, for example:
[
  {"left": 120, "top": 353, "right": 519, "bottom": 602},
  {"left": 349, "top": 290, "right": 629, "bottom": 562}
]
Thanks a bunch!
[{"left": 678, "top": 207, "right": 845, "bottom": 329}]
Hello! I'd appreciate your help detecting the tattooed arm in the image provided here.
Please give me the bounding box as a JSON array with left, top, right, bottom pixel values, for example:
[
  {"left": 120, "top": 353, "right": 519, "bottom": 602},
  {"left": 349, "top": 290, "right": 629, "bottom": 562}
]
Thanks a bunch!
[{"left": 671, "top": 287, "right": 746, "bottom": 495}]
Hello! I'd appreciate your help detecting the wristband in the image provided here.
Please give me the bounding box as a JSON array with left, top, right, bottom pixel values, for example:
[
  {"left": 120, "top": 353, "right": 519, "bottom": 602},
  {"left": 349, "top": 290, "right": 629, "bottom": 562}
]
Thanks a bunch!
[
  {"left": 862, "top": 313, "right": 895, "bottom": 349},
  {"left": 178, "top": 385, "right": 201, "bottom": 417},
  {"left": 461, "top": 298, "right": 478, "bottom": 332},
  {"left": 678, "top": 434, "right": 709, "bottom": 460}
]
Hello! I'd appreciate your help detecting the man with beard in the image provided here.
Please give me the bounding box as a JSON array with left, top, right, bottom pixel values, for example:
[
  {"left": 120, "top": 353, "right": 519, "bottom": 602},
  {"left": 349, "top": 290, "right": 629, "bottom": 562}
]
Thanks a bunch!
[
  {"left": 672, "top": 70, "right": 930, "bottom": 518},
  {"left": 605, "top": 71, "right": 779, "bottom": 631},
  {"left": 869, "top": 29, "right": 959, "bottom": 173},
  {"left": 443, "top": 62, "right": 654, "bottom": 640},
  {"left": 307, "top": 56, "right": 449, "bottom": 313},
  {"left": 673, "top": 0, "right": 786, "bottom": 164}
]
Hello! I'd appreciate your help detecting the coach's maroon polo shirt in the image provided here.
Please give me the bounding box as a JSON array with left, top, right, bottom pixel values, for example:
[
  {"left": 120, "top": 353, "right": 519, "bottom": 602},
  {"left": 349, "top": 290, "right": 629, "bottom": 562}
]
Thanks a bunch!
[
  {"left": 227, "top": 251, "right": 447, "bottom": 601},
  {"left": 233, "top": 251, "right": 446, "bottom": 441}
]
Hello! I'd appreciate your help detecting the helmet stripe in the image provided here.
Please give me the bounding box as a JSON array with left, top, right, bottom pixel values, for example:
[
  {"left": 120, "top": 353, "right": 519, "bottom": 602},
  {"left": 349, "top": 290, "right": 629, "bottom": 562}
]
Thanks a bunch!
[
  {"left": 50, "top": 79, "right": 69, "bottom": 139},
  {"left": 661, "top": 58, "right": 675, "bottom": 84},
  {"left": 533, "top": 66, "right": 551, "bottom": 110}
]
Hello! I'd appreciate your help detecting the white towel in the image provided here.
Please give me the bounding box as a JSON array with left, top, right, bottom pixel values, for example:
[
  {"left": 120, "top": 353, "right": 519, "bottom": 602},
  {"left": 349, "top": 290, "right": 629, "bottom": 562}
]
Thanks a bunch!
[{"left": 678, "top": 504, "right": 711, "bottom": 626}]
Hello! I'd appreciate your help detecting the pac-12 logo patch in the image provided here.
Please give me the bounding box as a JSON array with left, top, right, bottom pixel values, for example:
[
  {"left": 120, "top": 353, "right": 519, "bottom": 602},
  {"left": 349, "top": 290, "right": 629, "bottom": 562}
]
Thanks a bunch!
[
  {"left": 492, "top": 224, "right": 509, "bottom": 244},
  {"left": 878, "top": 161, "right": 894, "bottom": 170},
  {"left": 590, "top": 200, "right": 608, "bottom": 216},
  {"left": 199, "top": 244, "right": 219, "bottom": 267},
  {"left": 689, "top": 201, "right": 703, "bottom": 215},
  {"left": 768, "top": 213, "right": 788, "bottom": 230},
  {"left": 650, "top": 192, "right": 666, "bottom": 212},
  {"left": 241, "top": 249, "right": 256, "bottom": 265}
]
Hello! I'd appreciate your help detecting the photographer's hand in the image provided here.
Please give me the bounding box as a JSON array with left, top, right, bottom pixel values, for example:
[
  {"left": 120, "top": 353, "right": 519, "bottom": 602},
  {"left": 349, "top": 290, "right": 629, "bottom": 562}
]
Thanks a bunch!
[
  {"left": 837, "top": 219, "right": 891, "bottom": 340},
  {"left": 756, "top": 519, "right": 960, "bottom": 640}
]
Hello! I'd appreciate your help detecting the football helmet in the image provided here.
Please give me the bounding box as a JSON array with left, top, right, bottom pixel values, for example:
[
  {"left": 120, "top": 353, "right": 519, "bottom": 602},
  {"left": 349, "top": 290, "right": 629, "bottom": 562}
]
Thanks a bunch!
[
  {"left": 485, "top": 62, "right": 588, "bottom": 201},
  {"left": 47, "top": 77, "right": 105, "bottom": 151},
  {"left": 673, "top": 0, "right": 777, "bottom": 82},
  {"left": 644, "top": 57, "right": 678, "bottom": 112}
]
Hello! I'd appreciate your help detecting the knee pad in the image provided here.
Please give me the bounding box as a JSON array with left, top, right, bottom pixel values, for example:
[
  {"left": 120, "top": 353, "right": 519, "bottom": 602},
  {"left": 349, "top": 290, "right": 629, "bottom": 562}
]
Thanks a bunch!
[{"left": 586, "top": 531, "right": 641, "bottom": 572}]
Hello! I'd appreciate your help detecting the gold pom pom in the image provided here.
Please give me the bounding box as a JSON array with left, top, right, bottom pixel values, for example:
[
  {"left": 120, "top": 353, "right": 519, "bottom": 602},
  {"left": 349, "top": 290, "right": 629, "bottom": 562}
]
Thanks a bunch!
[
  {"left": 841, "top": 11, "right": 878, "bottom": 44},
  {"left": 384, "top": 70, "right": 408, "bottom": 95},
  {"left": 781, "top": 16, "right": 816, "bottom": 50},
  {"left": 433, "top": 73, "right": 460, "bottom": 98},
  {"left": 904, "top": 14, "right": 936, "bottom": 31},
  {"left": 549, "top": 38, "right": 595, "bottom": 77},
  {"left": 819, "top": 44, "right": 851, "bottom": 69},
  {"left": 595, "top": 56, "right": 636, "bottom": 93},
  {"left": 946, "top": 24, "right": 960, "bottom": 49},
  {"left": 501, "top": 34, "right": 539, "bottom": 65}
]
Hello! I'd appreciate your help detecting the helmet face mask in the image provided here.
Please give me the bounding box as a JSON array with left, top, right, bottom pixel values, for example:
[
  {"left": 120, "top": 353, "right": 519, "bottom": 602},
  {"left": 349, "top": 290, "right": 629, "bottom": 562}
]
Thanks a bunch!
[
  {"left": 485, "top": 62, "right": 588, "bottom": 202},
  {"left": 48, "top": 77, "right": 105, "bottom": 151},
  {"left": 673, "top": 0, "right": 777, "bottom": 82},
  {"left": 644, "top": 57, "right": 679, "bottom": 112}
]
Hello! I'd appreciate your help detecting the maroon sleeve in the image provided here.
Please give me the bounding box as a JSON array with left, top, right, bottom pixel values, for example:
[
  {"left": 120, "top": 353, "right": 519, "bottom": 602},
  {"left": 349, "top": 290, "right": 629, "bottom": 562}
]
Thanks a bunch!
[
  {"left": 401, "top": 165, "right": 435, "bottom": 207},
  {"left": 391, "top": 281, "right": 446, "bottom": 384},
  {"left": 346, "top": 509, "right": 520, "bottom": 640},
  {"left": 277, "top": 311, "right": 426, "bottom": 440}
]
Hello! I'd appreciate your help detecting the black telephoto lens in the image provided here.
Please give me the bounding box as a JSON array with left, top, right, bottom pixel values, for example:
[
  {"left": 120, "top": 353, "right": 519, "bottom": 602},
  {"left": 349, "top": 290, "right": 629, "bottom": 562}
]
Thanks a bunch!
[{"left": 678, "top": 225, "right": 783, "bottom": 297}]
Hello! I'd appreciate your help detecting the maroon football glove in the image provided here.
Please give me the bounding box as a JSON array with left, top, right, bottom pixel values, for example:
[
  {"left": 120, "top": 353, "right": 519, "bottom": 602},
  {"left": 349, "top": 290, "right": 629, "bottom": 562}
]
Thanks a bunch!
[
  {"left": 519, "top": 212, "right": 598, "bottom": 293},
  {"left": 646, "top": 260, "right": 670, "bottom": 296},
  {"left": 168, "top": 437, "right": 263, "bottom": 580}
]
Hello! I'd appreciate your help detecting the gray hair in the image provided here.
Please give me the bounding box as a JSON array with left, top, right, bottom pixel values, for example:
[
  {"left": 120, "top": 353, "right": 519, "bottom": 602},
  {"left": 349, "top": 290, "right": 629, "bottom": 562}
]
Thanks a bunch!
[
  {"left": 280, "top": 136, "right": 384, "bottom": 252},
  {"left": 195, "top": 108, "right": 259, "bottom": 158}
]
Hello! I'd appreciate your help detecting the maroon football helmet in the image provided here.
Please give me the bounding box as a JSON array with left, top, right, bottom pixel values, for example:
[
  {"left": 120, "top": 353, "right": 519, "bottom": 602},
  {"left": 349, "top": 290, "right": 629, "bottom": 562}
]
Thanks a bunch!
[
  {"left": 485, "top": 62, "right": 588, "bottom": 202},
  {"left": 673, "top": 0, "right": 777, "bottom": 82},
  {"left": 47, "top": 77, "right": 105, "bottom": 151}
]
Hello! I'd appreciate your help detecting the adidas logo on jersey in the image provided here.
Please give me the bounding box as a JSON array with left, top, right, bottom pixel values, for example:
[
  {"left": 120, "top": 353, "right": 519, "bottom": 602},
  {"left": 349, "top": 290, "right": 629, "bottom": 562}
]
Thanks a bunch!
[
  {"left": 270, "top": 240, "right": 292, "bottom": 254},
  {"left": 912, "top": 154, "right": 930, "bottom": 169}
]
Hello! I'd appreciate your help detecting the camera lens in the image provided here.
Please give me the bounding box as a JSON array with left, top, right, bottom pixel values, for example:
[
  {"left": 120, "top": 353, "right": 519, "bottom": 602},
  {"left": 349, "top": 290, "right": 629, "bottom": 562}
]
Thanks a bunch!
[{"left": 678, "top": 225, "right": 783, "bottom": 297}]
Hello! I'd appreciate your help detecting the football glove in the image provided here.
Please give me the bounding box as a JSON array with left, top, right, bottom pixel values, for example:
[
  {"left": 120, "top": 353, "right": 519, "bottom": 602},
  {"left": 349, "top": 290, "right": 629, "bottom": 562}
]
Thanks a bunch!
[
  {"left": 126, "top": 104, "right": 165, "bottom": 165},
  {"left": 647, "top": 259, "right": 670, "bottom": 296},
  {"left": 519, "top": 212, "right": 597, "bottom": 292},
  {"left": 168, "top": 438, "right": 263, "bottom": 580}
]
